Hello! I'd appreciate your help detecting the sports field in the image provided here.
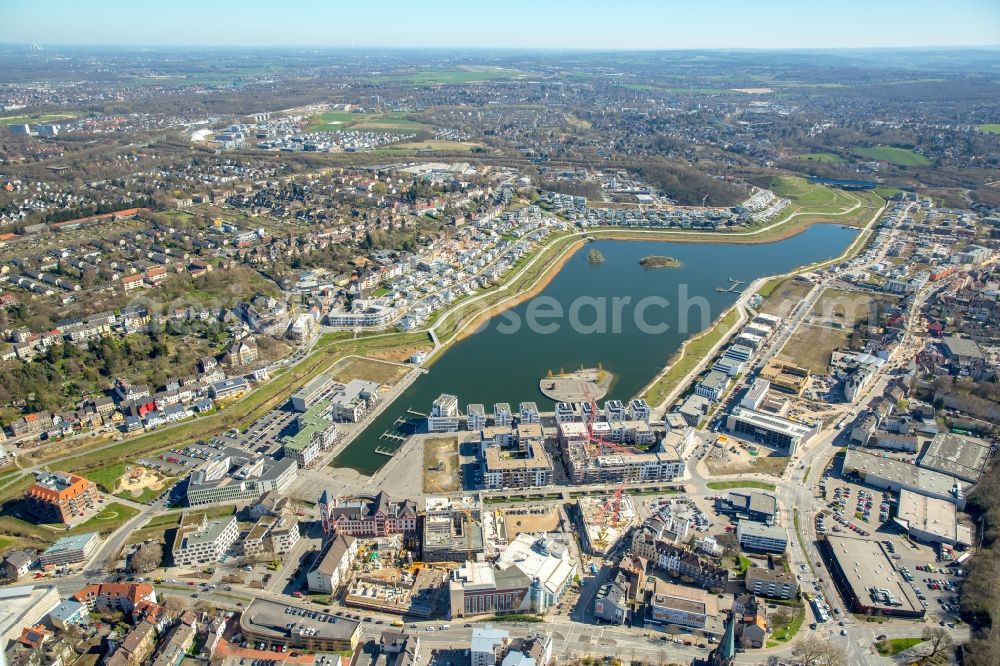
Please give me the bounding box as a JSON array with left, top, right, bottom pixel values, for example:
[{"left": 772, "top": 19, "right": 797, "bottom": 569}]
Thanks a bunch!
[{"left": 977, "top": 124, "right": 1000, "bottom": 135}]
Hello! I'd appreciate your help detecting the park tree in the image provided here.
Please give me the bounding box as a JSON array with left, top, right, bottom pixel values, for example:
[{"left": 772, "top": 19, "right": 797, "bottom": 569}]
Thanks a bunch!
[
  {"left": 128, "top": 542, "right": 163, "bottom": 573},
  {"left": 920, "top": 626, "right": 954, "bottom": 661},
  {"left": 791, "top": 636, "right": 847, "bottom": 666}
]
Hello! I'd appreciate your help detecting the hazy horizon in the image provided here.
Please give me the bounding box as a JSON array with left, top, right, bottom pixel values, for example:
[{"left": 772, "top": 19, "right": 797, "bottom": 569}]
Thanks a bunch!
[{"left": 3, "top": 0, "right": 998, "bottom": 50}]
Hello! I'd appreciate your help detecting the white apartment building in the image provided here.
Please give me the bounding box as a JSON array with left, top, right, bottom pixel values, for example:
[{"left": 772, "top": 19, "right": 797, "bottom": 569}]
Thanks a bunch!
[{"left": 173, "top": 514, "right": 240, "bottom": 566}]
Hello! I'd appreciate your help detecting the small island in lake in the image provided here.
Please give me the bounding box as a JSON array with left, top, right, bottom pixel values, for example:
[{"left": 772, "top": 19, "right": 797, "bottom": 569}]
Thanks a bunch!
[
  {"left": 539, "top": 365, "right": 613, "bottom": 401},
  {"left": 587, "top": 249, "right": 605, "bottom": 263},
  {"left": 639, "top": 255, "right": 681, "bottom": 268}
]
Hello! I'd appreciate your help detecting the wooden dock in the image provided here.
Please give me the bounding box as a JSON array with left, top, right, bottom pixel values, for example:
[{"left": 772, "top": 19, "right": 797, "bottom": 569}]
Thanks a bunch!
[
  {"left": 374, "top": 446, "right": 397, "bottom": 457},
  {"left": 380, "top": 431, "right": 406, "bottom": 443},
  {"left": 406, "top": 408, "right": 427, "bottom": 417}
]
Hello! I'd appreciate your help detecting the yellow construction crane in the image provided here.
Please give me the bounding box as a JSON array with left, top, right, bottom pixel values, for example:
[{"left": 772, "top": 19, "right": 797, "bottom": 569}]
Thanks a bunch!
[{"left": 459, "top": 506, "right": 476, "bottom": 560}]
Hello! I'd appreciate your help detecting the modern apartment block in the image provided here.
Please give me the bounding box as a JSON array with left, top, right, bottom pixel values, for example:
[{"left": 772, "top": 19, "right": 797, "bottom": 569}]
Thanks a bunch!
[
  {"left": 737, "top": 522, "right": 788, "bottom": 553},
  {"left": 172, "top": 513, "right": 240, "bottom": 566},
  {"left": 24, "top": 471, "right": 99, "bottom": 524},
  {"left": 428, "top": 394, "right": 461, "bottom": 432},
  {"left": 744, "top": 567, "right": 799, "bottom": 599},
  {"left": 186, "top": 449, "right": 297, "bottom": 506}
]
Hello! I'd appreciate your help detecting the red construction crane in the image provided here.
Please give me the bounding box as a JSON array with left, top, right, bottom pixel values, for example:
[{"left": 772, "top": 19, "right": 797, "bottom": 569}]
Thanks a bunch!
[
  {"left": 580, "top": 383, "right": 640, "bottom": 455},
  {"left": 603, "top": 478, "right": 627, "bottom": 528}
]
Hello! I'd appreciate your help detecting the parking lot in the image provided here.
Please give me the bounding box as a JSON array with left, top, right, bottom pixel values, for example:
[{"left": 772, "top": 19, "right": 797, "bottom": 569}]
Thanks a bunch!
[
  {"left": 817, "top": 459, "right": 896, "bottom": 537},
  {"left": 139, "top": 439, "right": 230, "bottom": 476},
  {"left": 897, "top": 555, "right": 965, "bottom": 623},
  {"left": 816, "top": 456, "right": 965, "bottom": 623}
]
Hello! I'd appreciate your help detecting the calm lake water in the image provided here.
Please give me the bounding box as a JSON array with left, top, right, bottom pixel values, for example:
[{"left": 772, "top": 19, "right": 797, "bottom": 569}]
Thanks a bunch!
[{"left": 334, "top": 224, "right": 857, "bottom": 474}]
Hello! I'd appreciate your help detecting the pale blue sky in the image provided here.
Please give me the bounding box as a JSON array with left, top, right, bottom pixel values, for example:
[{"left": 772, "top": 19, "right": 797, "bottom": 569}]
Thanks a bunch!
[{"left": 2, "top": 0, "right": 998, "bottom": 49}]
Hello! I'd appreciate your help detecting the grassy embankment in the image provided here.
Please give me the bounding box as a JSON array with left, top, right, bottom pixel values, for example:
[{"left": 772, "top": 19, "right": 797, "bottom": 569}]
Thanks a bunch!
[
  {"left": 705, "top": 480, "right": 777, "bottom": 491},
  {"left": 641, "top": 309, "right": 740, "bottom": 408}
]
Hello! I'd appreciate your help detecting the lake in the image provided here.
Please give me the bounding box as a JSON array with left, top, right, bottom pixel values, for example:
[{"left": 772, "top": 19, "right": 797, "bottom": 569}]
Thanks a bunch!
[{"left": 334, "top": 224, "right": 857, "bottom": 474}]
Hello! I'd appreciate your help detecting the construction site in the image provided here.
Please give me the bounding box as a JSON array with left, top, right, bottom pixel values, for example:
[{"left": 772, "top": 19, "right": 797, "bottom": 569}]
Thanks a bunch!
[
  {"left": 421, "top": 496, "right": 495, "bottom": 562},
  {"left": 576, "top": 484, "right": 638, "bottom": 556},
  {"left": 343, "top": 565, "right": 447, "bottom": 617},
  {"left": 557, "top": 407, "right": 686, "bottom": 485}
]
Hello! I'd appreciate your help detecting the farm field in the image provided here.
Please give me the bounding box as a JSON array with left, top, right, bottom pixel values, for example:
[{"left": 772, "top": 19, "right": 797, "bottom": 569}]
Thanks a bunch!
[
  {"left": 379, "top": 67, "right": 530, "bottom": 85},
  {"left": 851, "top": 145, "right": 932, "bottom": 166}
]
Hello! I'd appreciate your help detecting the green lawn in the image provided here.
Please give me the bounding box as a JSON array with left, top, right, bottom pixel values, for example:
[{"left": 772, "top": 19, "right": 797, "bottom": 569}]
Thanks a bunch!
[
  {"left": 705, "top": 480, "right": 776, "bottom": 491},
  {"left": 875, "top": 637, "right": 922, "bottom": 656},
  {"left": 70, "top": 502, "right": 140, "bottom": 536},
  {"left": 768, "top": 607, "right": 806, "bottom": 644},
  {"left": 796, "top": 152, "right": 846, "bottom": 163},
  {"left": 873, "top": 186, "right": 902, "bottom": 199},
  {"left": 770, "top": 176, "right": 858, "bottom": 211},
  {"left": 852, "top": 146, "right": 932, "bottom": 166},
  {"left": 127, "top": 513, "right": 182, "bottom": 544},
  {"left": 85, "top": 463, "right": 129, "bottom": 493},
  {"left": 977, "top": 124, "right": 1000, "bottom": 135}
]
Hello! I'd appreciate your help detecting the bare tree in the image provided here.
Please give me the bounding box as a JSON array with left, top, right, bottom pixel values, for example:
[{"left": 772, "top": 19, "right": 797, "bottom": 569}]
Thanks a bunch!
[
  {"left": 127, "top": 542, "right": 163, "bottom": 573},
  {"left": 791, "top": 636, "right": 847, "bottom": 666},
  {"left": 921, "top": 626, "right": 954, "bottom": 661},
  {"left": 162, "top": 595, "right": 192, "bottom": 614},
  {"left": 770, "top": 608, "right": 795, "bottom": 633}
]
